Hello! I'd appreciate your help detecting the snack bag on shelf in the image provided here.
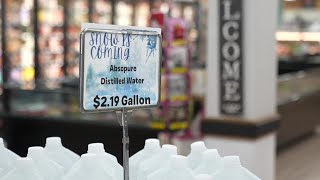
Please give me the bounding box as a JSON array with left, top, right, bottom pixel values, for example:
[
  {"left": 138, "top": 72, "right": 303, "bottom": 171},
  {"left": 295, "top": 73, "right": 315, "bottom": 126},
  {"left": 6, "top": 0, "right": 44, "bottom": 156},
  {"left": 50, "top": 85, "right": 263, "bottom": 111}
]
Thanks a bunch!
[
  {"left": 168, "top": 106, "right": 189, "bottom": 130},
  {"left": 150, "top": 11, "right": 166, "bottom": 29},
  {"left": 167, "top": 18, "right": 187, "bottom": 47},
  {"left": 168, "top": 74, "right": 188, "bottom": 102},
  {"left": 167, "top": 47, "right": 188, "bottom": 70},
  {"left": 160, "top": 76, "right": 167, "bottom": 102}
]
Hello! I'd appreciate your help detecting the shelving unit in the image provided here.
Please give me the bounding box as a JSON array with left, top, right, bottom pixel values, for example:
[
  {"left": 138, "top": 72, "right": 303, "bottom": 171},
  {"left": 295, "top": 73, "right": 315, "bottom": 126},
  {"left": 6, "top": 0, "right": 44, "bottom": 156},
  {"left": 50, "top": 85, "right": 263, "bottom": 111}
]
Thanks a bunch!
[{"left": 147, "top": 8, "right": 193, "bottom": 132}]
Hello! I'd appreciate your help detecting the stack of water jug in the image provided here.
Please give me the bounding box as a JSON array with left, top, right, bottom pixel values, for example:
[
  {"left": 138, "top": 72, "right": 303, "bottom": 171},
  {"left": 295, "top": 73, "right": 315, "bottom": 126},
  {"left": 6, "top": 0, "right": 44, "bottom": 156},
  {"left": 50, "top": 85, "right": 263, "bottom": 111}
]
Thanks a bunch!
[{"left": 0, "top": 137, "right": 260, "bottom": 180}]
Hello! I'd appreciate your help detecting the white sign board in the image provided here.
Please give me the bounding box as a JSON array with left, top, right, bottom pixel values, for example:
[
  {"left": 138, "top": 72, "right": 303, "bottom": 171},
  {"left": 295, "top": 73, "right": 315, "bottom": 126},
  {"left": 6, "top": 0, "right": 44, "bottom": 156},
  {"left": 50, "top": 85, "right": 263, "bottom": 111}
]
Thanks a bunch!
[{"left": 80, "top": 23, "right": 162, "bottom": 112}]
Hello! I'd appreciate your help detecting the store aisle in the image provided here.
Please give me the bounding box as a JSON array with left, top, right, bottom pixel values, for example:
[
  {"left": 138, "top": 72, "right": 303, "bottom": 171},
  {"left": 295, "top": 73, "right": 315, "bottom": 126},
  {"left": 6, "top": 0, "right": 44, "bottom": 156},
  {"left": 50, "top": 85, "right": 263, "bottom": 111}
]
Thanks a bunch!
[{"left": 277, "top": 128, "right": 320, "bottom": 180}]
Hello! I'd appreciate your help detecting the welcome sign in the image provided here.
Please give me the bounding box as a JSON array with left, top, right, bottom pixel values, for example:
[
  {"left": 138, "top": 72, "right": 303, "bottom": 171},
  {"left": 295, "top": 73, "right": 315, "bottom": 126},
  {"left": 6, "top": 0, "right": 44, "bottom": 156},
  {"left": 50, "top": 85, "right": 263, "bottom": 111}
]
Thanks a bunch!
[
  {"left": 219, "top": 0, "right": 243, "bottom": 115},
  {"left": 80, "top": 23, "right": 162, "bottom": 112}
]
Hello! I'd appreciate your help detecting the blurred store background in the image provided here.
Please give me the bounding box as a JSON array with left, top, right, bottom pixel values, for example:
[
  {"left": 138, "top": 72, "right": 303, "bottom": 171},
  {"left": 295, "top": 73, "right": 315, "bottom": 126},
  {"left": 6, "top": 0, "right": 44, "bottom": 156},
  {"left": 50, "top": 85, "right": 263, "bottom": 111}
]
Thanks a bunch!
[{"left": 0, "top": 0, "right": 319, "bottom": 179}]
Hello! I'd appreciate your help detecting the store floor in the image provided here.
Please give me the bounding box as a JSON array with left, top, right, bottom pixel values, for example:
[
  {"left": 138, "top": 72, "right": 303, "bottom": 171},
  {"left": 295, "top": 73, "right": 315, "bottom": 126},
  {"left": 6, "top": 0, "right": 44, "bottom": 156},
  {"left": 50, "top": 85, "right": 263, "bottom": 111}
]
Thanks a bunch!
[{"left": 277, "top": 127, "right": 320, "bottom": 180}]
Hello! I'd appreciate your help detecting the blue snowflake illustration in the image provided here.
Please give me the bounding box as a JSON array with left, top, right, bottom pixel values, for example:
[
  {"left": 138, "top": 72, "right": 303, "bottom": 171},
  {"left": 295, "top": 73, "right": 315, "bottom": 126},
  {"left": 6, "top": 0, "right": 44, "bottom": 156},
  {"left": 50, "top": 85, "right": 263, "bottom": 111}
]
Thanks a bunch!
[{"left": 146, "top": 35, "right": 157, "bottom": 62}]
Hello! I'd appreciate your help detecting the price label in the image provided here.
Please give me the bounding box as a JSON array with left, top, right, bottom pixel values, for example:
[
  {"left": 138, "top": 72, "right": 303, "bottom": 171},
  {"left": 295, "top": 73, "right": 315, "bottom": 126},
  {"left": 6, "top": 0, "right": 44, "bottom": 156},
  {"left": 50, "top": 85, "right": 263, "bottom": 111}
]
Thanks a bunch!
[
  {"left": 80, "top": 23, "right": 162, "bottom": 112},
  {"left": 93, "top": 95, "right": 152, "bottom": 109}
]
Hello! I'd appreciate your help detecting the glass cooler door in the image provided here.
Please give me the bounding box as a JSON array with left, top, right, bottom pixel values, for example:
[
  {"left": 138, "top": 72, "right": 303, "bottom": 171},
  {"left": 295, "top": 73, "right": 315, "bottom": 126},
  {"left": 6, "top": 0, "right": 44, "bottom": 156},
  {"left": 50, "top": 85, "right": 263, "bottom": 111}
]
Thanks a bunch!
[
  {"left": 6, "top": 0, "right": 35, "bottom": 89},
  {"left": 115, "top": 0, "right": 133, "bottom": 26},
  {"left": 134, "top": 0, "right": 150, "bottom": 27},
  {"left": 66, "top": 0, "right": 89, "bottom": 78},
  {"left": 91, "top": 0, "right": 112, "bottom": 24},
  {"left": 38, "top": 0, "right": 64, "bottom": 88}
]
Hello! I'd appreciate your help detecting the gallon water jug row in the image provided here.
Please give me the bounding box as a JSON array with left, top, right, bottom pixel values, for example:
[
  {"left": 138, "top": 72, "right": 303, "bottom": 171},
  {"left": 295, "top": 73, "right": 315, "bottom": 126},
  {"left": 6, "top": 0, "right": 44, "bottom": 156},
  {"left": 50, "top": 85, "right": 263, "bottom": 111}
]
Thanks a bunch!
[
  {"left": 0, "top": 137, "right": 122, "bottom": 180},
  {"left": 130, "top": 139, "right": 261, "bottom": 180},
  {"left": 0, "top": 137, "right": 260, "bottom": 180}
]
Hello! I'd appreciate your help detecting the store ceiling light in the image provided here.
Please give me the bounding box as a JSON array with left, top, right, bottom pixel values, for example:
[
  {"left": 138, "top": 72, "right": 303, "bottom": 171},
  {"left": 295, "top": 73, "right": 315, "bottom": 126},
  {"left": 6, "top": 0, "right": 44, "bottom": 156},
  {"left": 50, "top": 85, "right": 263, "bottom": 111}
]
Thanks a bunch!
[
  {"left": 276, "top": 31, "right": 320, "bottom": 42},
  {"left": 276, "top": 32, "right": 301, "bottom": 41}
]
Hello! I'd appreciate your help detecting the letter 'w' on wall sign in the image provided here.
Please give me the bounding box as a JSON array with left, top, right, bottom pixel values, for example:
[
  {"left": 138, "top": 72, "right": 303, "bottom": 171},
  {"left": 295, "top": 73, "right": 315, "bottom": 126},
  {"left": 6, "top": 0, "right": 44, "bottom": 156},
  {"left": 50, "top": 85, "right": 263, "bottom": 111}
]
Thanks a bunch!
[
  {"left": 219, "top": 0, "right": 243, "bottom": 115},
  {"left": 79, "top": 23, "right": 162, "bottom": 112}
]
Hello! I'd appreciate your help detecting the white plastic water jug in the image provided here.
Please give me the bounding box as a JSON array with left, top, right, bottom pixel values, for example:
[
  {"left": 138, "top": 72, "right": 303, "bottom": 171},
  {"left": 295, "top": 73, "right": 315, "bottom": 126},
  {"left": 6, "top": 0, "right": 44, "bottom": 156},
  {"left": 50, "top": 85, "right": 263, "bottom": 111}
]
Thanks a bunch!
[
  {"left": 1, "top": 158, "right": 44, "bottom": 180},
  {"left": 195, "top": 174, "right": 213, "bottom": 180},
  {"left": 62, "top": 153, "right": 114, "bottom": 180},
  {"left": 187, "top": 141, "right": 207, "bottom": 169},
  {"left": 0, "top": 168, "right": 4, "bottom": 177},
  {"left": 0, "top": 138, "right": 20, "bottom": 177},
  {"left": 44, "top": 137, "right": 80, "bottom": 171},
  {"left": 137, "top": 144, "right": 177, "bottom": 180},
  {"left": 194, "top": 149, "right": 223, "bottom": 175},
  {"left": 87, "top": 143, "right": 123, "bottom": 180},
  {"left": 87, "top": 143, "right": 118, "bottom": 163},
  {"left": 129, "top": 138, "right": 161, "bottom": 180},
  {"left": 212, "top": 156, "right": 261, "bottom": 180},
  {"left": 27, "top": 146, "right": 65, "bottom": 180},
  {"left": 147, "top": 155, "right": 195, "bottom": 180}
]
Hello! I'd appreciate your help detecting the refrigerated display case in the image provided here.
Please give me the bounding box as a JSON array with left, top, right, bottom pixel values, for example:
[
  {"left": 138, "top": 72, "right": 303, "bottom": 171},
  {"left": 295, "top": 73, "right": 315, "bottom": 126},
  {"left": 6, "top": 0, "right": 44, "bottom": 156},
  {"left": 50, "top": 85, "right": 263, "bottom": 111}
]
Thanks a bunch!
[
  {"left": 115, "top": 0, "right": 133, "bottom": 26},
  {"left": 6, "top": 0, "right": 34, "bottom": 89},
  {"left": 134, "top": 0, "right": 150, "bottom": 27},
  {"left": 66, "top": 0, "right": 89, "bottom": 78},
  {"left": 0, "top": 0, "right": 203, "bottom": 88},
  {"left": 0, "top": 0, "right": 204, "bottom": 132},
  {"left": 38, "top": 0, "right": 64, "bottom": 88},
  {"left": 91, "top": 0, "right": 112, "bottom": 24}
]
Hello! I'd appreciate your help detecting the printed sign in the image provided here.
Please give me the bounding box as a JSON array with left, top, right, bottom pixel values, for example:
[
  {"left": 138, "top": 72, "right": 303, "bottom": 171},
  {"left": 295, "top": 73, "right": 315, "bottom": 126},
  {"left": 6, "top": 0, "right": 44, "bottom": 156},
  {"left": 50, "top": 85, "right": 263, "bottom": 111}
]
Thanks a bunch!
[
  {"left": 219, "top": 0, "right": 243, "bottom": 115},
  {"left": 80, "top": 23, "right": 162, "bottom": 112}
]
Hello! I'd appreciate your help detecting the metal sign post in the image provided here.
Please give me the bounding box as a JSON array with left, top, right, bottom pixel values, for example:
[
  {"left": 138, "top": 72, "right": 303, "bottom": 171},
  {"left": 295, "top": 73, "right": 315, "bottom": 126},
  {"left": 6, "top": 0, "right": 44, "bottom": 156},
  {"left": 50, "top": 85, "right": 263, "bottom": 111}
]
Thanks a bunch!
[{"left": 116, "top": 110, "right": 131, "bottom": 180}]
